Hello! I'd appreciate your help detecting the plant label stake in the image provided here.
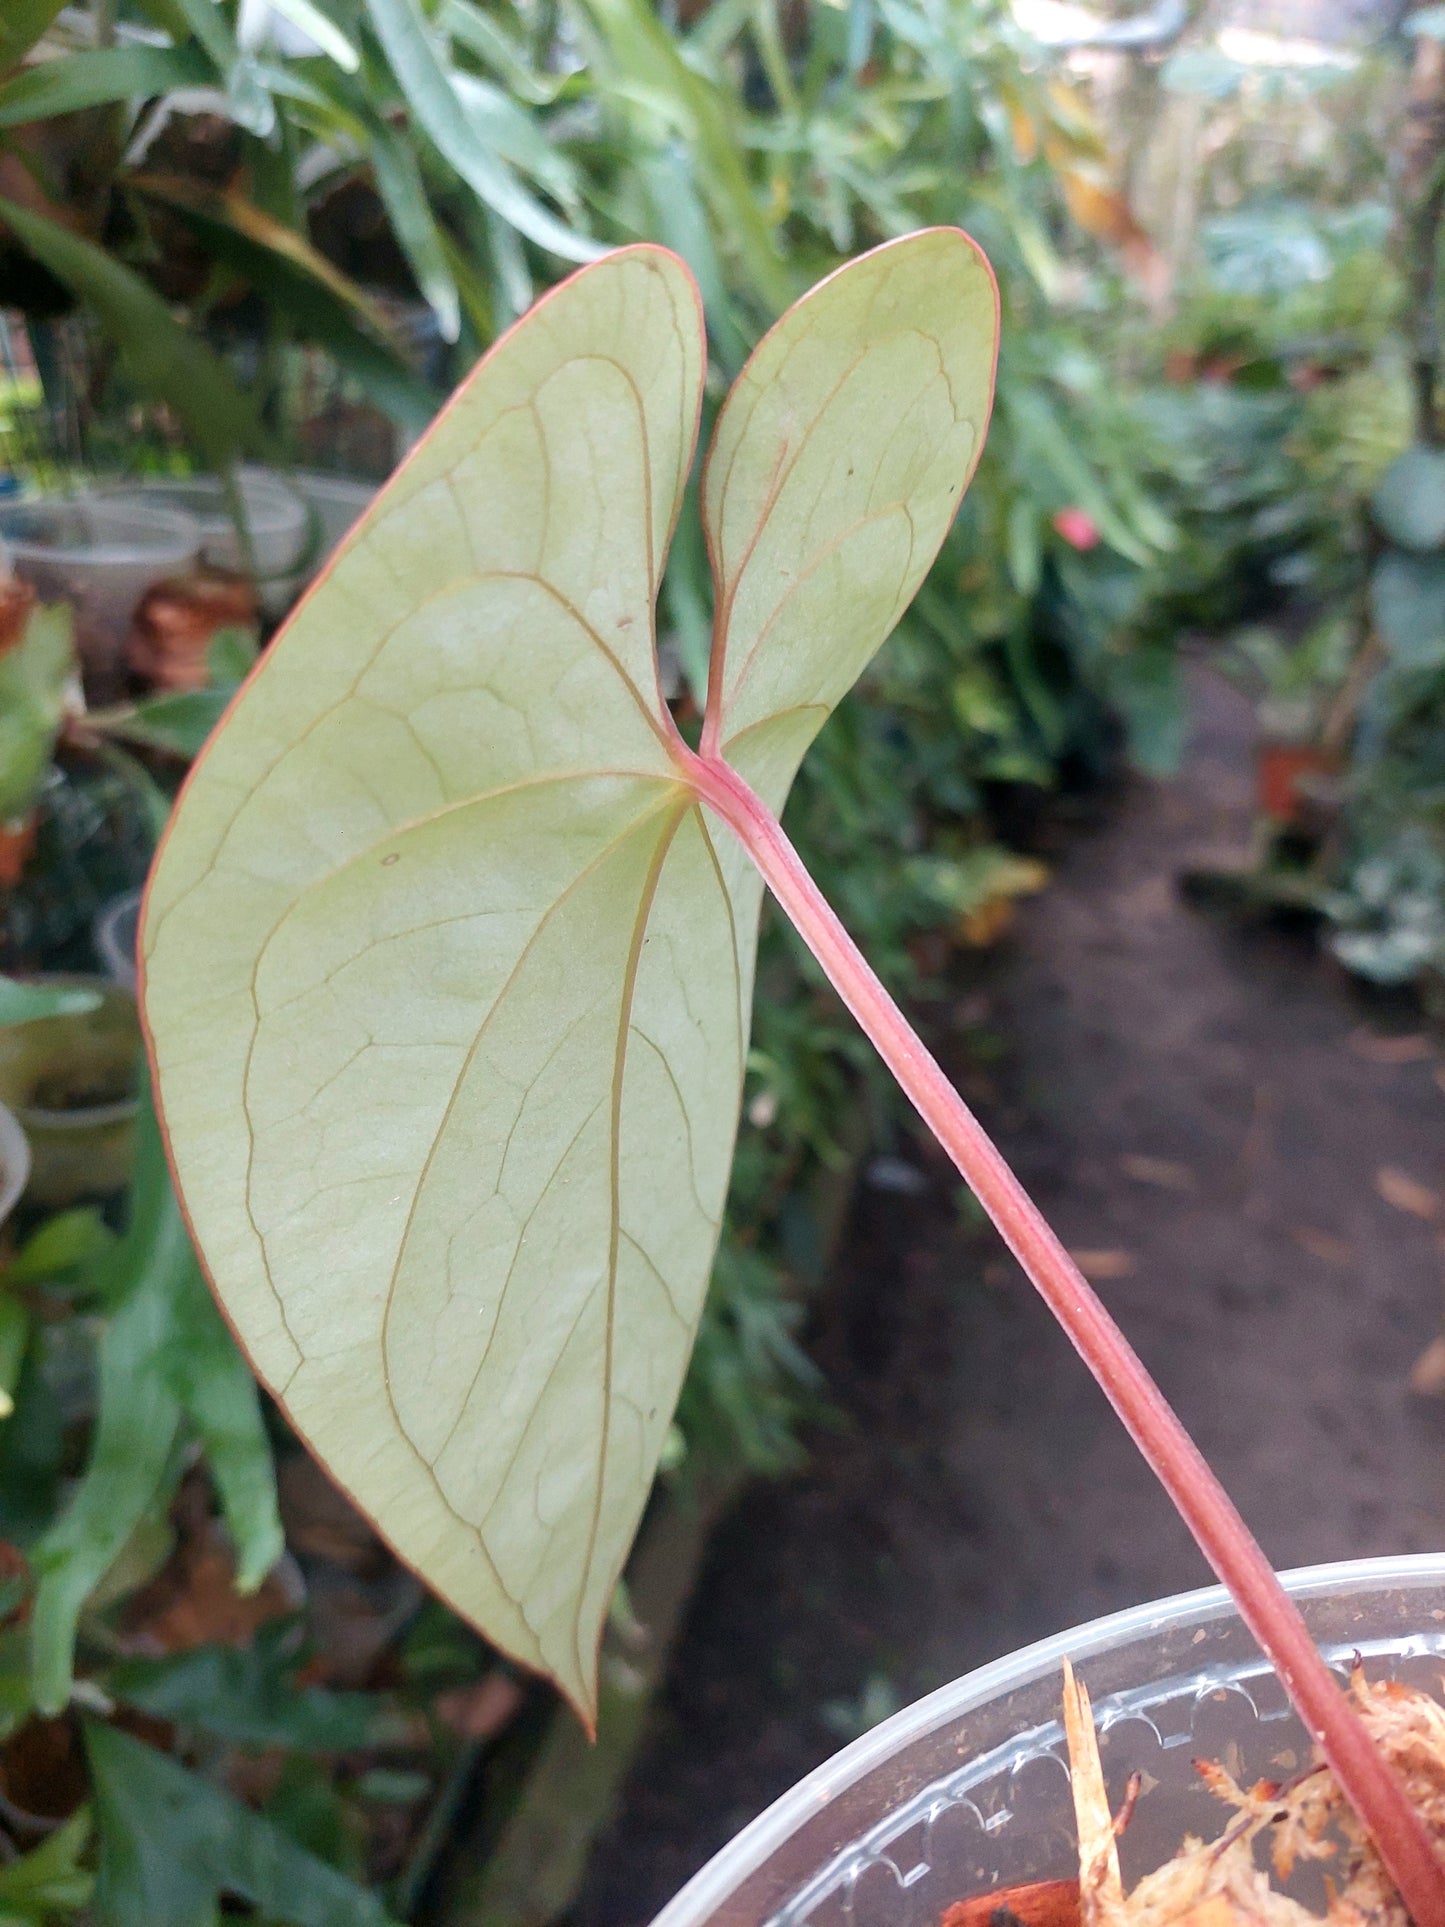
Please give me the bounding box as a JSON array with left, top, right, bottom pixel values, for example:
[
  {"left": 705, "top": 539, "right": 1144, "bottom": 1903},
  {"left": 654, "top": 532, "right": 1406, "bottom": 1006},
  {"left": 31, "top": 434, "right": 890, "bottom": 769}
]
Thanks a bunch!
[{"left": 138, "top": 235, "right": 1445, "bottom": 1924}]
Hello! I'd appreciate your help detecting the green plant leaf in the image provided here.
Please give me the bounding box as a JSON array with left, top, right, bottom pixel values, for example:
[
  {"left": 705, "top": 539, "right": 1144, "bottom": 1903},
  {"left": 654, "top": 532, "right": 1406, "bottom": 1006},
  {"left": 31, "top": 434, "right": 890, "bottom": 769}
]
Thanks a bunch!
[
  {"left": 0, "top": 44, "right": 211, "bottom": 125},
  {"left": 0, "top": 1298, "right": 28, "bottom": 1422},
  {"left": 85, "top": 1722, "right": 399, "bottom": 1927},
  {"left": 108, "top": 1638, "right": 398, "bottom": 1752},
  {"left": 167, "top": 0, "right": 275, "bottom": 136},
  {"left": 576, "top": 0, "right": 792, "bottom": 312},
  {"left": 0, "top": 199, "right": 272, "bottom": 470},
  {"left": 367, "top": 113, "right": 462, "bottom": 343},
  {"left": 156, "top": 1248, "right": 284, "bottom": 1593},
  {"left": 29, "top": 1247, "right": 185, "bottom": 1713},
  {"left": 92, "top": 691, "right": 230, "bottom": 761},
  {"left": 1372, "top": 551, "right": 1445, "bottom": 667},
  {"left": 31, "top": 1091, "right": 282, "bottom": 1705},
  {"left": 0, "top": 600, "right": 71, "bottom": 822},
  {"left": 129, "top": 176, "right": 438, "bottom": 433},
  {"left": 1373, "top": 444, "right": 1445, "bottom": 553},
  {"left": 0, "top": 1809, "right": 93, "bottom": 1920},
  {"left": 361, "top": 0, "right": 601, "bottom": 263},
  {"left": 3, "top": 1206, "right": 111, "bottom": 1283},
  {"left": 141, "top": 237, "right": 998, "bottom": 1717},
  {"left": 267, "top": 0, "right": 362, "bottom": 70}
]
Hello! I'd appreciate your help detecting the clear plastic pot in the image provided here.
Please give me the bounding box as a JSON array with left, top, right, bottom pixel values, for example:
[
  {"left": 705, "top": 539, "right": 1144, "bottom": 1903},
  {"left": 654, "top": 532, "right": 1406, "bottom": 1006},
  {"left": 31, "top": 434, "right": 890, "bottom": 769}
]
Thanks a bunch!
[
  {"left": 290, "top": 471, "right": 377, "bottom": 585},
  {"left": 0, "top": 495, "right": 200, "bottom": 690},
  {"left": 94, "top": 887, "right": 142, "bottom": 994},
  {"left": 651, "top": 1554, "right": 1445, "bottom": 1927},
  {"left": 0, "top": 1099, "right": 30, "bottom": 1231},
  {"left": 107, "top": 469, "right": 309, "bottom": 617}
]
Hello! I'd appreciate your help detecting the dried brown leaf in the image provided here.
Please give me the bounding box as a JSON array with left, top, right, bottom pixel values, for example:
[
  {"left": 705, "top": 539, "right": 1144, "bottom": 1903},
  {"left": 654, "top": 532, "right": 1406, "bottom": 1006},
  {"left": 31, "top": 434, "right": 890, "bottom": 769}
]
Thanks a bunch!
[
  {"left": 1347, "top": 1029, "right": 1435, "bottom": 1066},
  {"left": 433, "top": 1671, "right": 527, "bottom": 1741},
  {"left": 1411, "top": 1335, "right": 1445, "bottom": 1397},
  {"left": 1071, "top": 1250, "right": 1137, "bottom": 1281},
  {"left": 1063, "top": 1658, "right": 1125, "bottom": 1927},
  {"left": 940, "top": 1882, "right": 1082, "bottom": 1927},
  {"left": 1375, "top": 1167, "right": 1440, "bottom": 1221},
  {"left": 1289, "top": 1227, "right": 1353, "bottom": 1268}
]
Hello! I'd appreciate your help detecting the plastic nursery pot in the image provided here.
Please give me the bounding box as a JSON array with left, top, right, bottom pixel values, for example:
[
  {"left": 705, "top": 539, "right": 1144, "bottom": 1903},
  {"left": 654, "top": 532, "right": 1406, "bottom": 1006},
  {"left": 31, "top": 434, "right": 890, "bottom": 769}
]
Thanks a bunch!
[
  {"left": 651, "top": 1554, "right": 1445, "bottom": 1927},
  {"left": 290, "top": 471, "right": 378, "bottom": 589},
  {"left": 0, "top": 976, "right": 140, "bottom": 1205},
  {"left": 93, "top": 888, "right": 142, "bottom": 995},
  {"left": 0, "top": 495, "right": 200, "bottom": 697},
  {"left": 107, "top": 469, "right": 310, "bottom": 619},
  {"left": 0, "top": 1100, "right": 30, "bottom": 1232}
]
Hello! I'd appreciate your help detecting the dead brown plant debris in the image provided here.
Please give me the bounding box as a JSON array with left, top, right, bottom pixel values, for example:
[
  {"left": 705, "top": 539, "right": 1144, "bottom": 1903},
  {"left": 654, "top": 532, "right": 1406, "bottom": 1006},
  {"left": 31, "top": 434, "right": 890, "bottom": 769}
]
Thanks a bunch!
[{"left": 1061, "top": 1666, "right": 1445, "bottom": 1927}]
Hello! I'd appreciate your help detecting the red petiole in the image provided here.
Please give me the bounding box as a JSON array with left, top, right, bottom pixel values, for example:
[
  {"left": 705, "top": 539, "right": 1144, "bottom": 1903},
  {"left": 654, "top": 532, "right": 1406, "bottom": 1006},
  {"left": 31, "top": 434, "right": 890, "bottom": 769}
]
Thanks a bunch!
[{"left": 681, "top": 742, "right": 1445, "bottom": 1927}]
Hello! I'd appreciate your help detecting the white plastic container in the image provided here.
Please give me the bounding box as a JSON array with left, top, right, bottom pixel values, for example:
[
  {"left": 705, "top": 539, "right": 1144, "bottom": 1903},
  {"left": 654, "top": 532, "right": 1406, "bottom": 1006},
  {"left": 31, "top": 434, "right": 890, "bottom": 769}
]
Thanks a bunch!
[{"left": 651, "top": 1555, "right": 1445, "bottom": 1927}]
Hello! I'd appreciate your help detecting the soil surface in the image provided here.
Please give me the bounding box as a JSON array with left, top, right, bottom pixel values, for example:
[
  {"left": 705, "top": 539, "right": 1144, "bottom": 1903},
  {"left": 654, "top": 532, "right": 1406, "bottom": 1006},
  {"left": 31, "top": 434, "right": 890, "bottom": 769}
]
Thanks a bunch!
[{"left": 575, "top": 670, "right": 1445, "bottom": 1925}]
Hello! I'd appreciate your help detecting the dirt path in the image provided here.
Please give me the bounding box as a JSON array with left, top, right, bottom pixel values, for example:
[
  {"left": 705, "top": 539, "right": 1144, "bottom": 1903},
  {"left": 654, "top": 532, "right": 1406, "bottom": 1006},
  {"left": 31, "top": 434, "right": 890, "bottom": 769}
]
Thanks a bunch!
[{"left": 576, "top": 670, "right": 1445, "bottom": 1924}]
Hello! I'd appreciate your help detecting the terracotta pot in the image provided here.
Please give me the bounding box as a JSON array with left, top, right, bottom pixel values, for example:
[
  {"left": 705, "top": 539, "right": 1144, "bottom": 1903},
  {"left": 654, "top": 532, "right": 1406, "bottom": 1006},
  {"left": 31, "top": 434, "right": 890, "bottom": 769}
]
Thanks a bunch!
[
  {"left": 1256, "top": 742, "right": 1336, "bottom": 825},
  {"left": 0, "top": 813, "right": 37, "bottom": 889},
  {"left": 125, "top": 570, "right": 258, "bottom": 693}
]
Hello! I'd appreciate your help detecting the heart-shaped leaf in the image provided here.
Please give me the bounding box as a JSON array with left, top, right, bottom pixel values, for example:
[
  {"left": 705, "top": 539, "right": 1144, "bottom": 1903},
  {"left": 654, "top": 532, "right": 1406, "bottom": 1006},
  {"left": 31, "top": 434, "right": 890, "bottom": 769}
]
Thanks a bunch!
[{"left": 142, "top": 233, "right": 997, "bottom": 1718}]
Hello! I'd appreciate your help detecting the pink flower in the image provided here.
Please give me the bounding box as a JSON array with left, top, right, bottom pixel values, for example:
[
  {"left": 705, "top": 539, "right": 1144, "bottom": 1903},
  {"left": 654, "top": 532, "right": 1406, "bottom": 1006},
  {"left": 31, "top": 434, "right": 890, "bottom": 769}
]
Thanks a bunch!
[{"left": 1052, "top": 507, "right": 1100, "bottom": 551}]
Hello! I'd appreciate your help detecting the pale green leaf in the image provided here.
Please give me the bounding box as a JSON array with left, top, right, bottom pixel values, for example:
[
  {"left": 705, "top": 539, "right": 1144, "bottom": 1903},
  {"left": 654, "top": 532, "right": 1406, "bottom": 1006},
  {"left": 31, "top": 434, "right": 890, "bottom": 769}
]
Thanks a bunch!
[
  {"left": 700, "top": 229, "right": 998, "bottom": 796},
  {"left": 143, "top": 246, "right": 716, "bottom": 1718},
  {"left": 141, "top": 237, "right": 999, "bottom": 1718},
  {"left": 267, "top": 0, "right": 361, "bottom": 70}
]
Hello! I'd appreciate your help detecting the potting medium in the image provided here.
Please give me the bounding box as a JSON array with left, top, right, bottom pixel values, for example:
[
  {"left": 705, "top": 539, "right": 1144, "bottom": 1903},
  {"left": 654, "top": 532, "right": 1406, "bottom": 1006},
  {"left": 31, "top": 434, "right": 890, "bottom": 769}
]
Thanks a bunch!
[{"left": 649, "top": 1556, "right": 1445, "bottom": 1927}]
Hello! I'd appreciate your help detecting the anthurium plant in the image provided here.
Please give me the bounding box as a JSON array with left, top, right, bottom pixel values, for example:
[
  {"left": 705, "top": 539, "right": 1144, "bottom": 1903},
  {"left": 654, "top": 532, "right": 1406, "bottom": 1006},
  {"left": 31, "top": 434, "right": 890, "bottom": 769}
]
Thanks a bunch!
[{"left": 140, "top": 235, "right": 1445, "bottom": 1923}]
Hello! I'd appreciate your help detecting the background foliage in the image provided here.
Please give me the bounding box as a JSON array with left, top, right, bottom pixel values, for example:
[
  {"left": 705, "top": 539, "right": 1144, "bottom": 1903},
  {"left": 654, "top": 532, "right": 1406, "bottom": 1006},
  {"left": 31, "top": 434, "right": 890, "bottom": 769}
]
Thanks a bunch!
[{"left": 1, "top": 0, "right": 1441, "bottom": 1917}]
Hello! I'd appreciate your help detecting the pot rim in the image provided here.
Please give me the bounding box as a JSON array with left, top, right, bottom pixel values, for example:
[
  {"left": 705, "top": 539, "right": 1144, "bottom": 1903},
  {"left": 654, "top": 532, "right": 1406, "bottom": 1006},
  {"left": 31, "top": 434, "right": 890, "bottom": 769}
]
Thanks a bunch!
[
  {"left": 0, "top": 493, "right": 201, "bottom": 565},
  {"left": 649, "top": 1551, "right": 1445, "bottom": 1927},
  {"left": 0, "top": 1100, "right": 30, "bottom": 1225}
]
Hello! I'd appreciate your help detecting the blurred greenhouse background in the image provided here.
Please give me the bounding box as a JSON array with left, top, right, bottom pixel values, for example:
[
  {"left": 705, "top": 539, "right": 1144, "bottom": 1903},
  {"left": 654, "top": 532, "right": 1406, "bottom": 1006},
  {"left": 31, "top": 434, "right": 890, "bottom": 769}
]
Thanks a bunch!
[{"left": 0, "top": 0, "right": 1443, "bottom": 1920}]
